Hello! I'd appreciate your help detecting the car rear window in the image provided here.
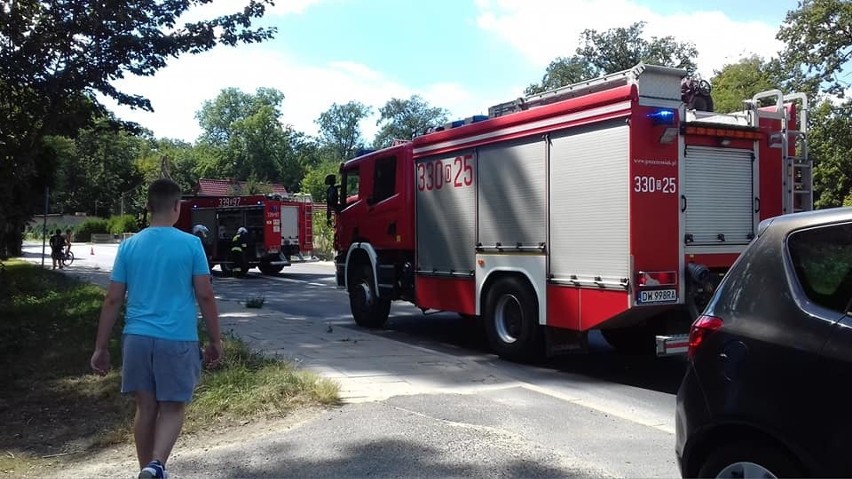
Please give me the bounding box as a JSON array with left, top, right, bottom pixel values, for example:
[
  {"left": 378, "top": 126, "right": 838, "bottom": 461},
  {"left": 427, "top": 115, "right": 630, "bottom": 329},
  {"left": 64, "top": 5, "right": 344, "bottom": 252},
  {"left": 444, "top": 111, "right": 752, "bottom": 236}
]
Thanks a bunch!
[{"left": 788, "top": 222, "right": 852, "bottom": 313}]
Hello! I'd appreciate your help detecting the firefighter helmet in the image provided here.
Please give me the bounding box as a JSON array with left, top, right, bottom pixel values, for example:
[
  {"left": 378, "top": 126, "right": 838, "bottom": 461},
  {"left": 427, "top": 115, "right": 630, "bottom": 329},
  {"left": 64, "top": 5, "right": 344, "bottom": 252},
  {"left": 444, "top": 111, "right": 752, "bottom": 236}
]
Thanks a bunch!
[{"left": 192, "top": 224, "right": 209, "bottom": 237}]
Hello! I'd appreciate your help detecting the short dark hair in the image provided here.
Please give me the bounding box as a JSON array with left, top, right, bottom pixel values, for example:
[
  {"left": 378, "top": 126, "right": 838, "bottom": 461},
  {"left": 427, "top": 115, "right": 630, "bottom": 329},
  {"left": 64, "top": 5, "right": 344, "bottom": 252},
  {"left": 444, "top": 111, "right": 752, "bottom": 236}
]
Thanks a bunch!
[{"left": 147, "top": 179, "right": 181, "bottom": 214}]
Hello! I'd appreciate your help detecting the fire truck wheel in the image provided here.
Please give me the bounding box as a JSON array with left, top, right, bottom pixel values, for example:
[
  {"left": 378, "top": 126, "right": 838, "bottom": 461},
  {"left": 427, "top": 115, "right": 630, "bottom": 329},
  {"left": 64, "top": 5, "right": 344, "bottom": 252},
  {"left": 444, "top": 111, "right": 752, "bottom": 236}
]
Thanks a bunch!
[
  {"left": 349, "top": 263, "right": 391, "bottom": 328},
  {"left": 483, "top": 276, "right": 543, "bottom": 362},
  {"left": 259, "top": 262, "right": 284, "bottom": 275}
]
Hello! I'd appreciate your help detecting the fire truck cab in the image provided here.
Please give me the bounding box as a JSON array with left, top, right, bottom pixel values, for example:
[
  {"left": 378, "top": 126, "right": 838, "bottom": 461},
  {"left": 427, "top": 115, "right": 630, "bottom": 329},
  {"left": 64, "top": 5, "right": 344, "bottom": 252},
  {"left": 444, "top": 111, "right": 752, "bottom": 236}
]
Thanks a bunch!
[
  {"left": 177, "top": 194, "right": 313, "bottom": 276},
  {"left": 328, "top": 63, "right": 811, "bottom": 362}
]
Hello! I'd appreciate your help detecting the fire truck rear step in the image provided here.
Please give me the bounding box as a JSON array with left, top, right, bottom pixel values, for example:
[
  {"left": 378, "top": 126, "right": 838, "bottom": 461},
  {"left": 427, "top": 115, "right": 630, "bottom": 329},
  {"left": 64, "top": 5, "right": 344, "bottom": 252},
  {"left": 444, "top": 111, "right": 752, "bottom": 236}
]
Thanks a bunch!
[{"left": 655, "top": 334, "right": 690, "bottom": 357}]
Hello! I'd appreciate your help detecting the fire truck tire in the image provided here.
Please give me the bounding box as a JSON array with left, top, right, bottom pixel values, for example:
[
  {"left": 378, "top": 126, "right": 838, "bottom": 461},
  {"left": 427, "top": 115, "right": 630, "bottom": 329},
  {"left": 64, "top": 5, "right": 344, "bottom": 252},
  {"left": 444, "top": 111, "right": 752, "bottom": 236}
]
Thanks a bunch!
[
  {"left": 259, "top": 262, "right": 284, "bottom": 275},
  {"left": 483, "top": 276, "right": 543, "bottom": 362},
  {"left": 349, "top": 263, "right": 391, "bottom": 328}
]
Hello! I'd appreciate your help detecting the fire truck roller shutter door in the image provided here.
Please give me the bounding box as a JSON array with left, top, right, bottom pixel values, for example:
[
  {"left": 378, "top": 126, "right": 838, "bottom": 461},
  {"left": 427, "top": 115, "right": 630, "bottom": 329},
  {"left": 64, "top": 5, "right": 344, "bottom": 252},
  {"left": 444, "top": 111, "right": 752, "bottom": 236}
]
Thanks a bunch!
[
  {"left": 548, "top": 120, "right": 630, "bottom": 287},
  {"left": 477, "top": 136, "right": 546, "bottom": 249},
  {"left": 683, "top": 146, "right": 754, "bottom": 247},
  {"left": 415, "top": 149, "right": 477, "bottom": 276}
]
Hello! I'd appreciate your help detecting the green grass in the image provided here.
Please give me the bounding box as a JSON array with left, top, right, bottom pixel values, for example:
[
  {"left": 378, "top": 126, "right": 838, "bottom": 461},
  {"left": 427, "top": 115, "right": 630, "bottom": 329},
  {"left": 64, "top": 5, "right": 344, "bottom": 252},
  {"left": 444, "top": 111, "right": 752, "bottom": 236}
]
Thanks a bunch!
[{"left": 0, "top": 260, "right": 339, "bottom": 475}]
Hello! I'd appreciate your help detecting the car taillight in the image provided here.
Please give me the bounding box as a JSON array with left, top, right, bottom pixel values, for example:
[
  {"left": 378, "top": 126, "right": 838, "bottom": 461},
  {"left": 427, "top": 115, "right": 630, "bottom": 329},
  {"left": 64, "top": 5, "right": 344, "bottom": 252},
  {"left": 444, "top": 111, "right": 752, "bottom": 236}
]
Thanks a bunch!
[{"left": 687, "top": 315, "right": 723, "bottom": 359}]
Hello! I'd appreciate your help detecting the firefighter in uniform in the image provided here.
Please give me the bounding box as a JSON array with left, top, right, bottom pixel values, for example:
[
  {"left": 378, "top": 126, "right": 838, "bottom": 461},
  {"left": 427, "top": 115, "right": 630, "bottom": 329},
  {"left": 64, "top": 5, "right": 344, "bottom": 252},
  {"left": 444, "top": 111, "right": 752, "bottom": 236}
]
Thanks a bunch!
[
  {"left": 192, "top": 224, "right": 213, "bottom": 277},
  {"left": 229, "top": 226, "right": 250, "bottom": 276}
]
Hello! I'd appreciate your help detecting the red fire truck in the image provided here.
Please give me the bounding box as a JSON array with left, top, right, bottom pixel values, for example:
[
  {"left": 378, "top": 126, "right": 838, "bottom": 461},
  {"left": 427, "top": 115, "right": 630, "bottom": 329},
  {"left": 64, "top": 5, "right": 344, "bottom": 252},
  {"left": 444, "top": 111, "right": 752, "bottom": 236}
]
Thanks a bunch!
[
  {"left": 327, "top": 63, "right": 811, "bottom": 361},
  {"left": 177, "top": 193, "right": 313, "bottom": 276}
]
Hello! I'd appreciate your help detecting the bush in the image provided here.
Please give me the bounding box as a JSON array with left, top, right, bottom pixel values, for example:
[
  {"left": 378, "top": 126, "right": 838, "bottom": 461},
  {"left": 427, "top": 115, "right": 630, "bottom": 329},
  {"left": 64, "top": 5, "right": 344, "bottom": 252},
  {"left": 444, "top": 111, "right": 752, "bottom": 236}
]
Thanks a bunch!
[
  {"left": 25, "top": 223, "right": 74, "bottom": 241},
  {"left": 311, "top": 210, "right": 334, "bottom": 260},
  {"left": 107, "top": 215, "right": 138, "bottom": 235},
  {"left": 75, "top": 219, "right": 109, "bottom": 242}
]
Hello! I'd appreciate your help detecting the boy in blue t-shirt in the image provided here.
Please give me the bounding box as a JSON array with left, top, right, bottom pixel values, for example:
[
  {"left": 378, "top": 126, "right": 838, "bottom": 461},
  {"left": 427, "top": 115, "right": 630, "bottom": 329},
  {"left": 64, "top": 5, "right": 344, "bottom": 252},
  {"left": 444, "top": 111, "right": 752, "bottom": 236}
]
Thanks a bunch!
[{"left": 90, "top": 179, "right": 223, "bottom": 479}]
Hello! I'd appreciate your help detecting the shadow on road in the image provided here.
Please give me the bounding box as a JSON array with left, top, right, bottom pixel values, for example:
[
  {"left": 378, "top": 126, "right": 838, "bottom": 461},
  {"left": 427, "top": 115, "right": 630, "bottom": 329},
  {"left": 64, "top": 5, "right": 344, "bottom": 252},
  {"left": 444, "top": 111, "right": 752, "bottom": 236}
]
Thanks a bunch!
[
  {"left": 219, "top": 438, "right": 592, "bottom": 478},
  {"left": 373, "top": 311, "right": 687, "bottom": 396}
]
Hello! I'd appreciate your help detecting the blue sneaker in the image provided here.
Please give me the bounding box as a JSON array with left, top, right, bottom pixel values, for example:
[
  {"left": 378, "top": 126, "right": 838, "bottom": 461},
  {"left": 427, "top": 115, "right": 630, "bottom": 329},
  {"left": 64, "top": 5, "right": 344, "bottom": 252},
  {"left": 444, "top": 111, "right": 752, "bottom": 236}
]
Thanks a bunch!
[{"left": 138, "top": 460, "right": 169, "bottom": 479}]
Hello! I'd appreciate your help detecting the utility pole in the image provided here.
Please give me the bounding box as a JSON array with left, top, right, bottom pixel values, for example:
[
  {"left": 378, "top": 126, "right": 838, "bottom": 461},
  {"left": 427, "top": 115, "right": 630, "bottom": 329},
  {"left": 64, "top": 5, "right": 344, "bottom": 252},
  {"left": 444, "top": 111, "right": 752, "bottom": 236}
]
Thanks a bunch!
[{"left": 41, "top": 186, "right": 48, "bottom": 267}]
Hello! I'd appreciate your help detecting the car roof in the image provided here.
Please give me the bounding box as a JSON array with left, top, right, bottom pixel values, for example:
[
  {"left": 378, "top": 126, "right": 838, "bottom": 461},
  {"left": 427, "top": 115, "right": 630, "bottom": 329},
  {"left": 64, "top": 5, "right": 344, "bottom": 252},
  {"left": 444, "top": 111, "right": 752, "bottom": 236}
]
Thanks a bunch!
[{"left": 759, "top": 206, "right": 852, "bottom": 238}]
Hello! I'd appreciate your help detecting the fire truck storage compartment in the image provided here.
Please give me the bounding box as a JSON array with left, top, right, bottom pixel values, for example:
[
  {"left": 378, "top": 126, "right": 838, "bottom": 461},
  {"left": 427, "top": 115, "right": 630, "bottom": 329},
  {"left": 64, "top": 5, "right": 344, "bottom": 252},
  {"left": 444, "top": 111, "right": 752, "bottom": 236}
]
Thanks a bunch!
[
  {"left": 683, "top": 145, "right": 755, "bottom": 246},
  {"left": 549, "top": 120, "right": 630, "bottom": 286},
  {"left": 216, "top": 206, "right": 265, "bottom": 257},
  {"left": 281, "top": 205, "right": 300, "bottom": 243},
  {"left": 477, "top": 137, "right": 546, "bottom": 249},
  {"left": 415, "top": 148, "right": 477, "bottom": 276}
]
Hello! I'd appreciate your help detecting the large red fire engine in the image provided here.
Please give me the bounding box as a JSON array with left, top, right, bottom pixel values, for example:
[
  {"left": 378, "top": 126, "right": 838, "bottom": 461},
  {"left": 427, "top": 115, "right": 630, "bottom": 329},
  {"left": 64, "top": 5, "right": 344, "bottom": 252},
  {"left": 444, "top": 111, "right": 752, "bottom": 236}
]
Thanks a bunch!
[
  {"left": 176, "top": 193, "right": 313, "bottom": 276},
  {"left": 327, "top": 63, "right": 811, "bottom": 361}
]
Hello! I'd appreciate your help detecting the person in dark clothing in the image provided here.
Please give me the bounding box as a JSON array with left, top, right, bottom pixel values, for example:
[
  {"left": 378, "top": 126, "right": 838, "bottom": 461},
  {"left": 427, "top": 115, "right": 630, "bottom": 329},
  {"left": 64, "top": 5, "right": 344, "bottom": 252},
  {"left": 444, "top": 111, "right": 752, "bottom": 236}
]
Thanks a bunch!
[
  {"left": 49, "top": 229, "right": 65, "bottom": 270},
  {"left": 229, "top": 227, "right": 250, "bottom": 275}
]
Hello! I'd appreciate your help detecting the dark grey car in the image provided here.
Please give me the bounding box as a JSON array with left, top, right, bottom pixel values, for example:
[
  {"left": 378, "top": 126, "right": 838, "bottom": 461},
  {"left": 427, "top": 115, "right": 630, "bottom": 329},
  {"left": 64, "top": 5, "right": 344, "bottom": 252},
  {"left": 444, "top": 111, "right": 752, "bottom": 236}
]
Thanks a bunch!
[{"left": 676, "top": 207, "right": 852, "bottom": 478}]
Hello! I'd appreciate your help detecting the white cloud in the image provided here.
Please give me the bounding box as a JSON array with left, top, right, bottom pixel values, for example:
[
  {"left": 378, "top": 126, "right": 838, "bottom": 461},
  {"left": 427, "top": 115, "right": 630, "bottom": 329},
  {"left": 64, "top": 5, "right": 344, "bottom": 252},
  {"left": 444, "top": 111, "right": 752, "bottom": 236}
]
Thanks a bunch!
[
  {"left": 103, "top": 44, "right": 482, "bottom": 143},
  {"left": 474, "top": 0, "right": 784, "bottom": 78}
]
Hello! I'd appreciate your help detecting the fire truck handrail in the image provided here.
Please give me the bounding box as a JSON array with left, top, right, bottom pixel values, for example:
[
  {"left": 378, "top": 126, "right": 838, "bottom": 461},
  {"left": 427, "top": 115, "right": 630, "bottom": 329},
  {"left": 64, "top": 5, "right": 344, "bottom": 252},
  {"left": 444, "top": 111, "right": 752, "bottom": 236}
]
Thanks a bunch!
[
  {"left": 751, "top": 89, "right": 784, "bottom": 112},
  {"left": 489, "top": 63, "right": 687, "bottom": 117}
]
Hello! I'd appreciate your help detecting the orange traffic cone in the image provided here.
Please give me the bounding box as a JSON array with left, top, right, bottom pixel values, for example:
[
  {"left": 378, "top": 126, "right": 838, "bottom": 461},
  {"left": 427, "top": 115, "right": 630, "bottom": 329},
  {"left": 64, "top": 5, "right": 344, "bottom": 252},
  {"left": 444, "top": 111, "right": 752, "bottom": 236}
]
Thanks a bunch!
[{"left": 90, "top": 246, "right": 94, "bottom": 255}]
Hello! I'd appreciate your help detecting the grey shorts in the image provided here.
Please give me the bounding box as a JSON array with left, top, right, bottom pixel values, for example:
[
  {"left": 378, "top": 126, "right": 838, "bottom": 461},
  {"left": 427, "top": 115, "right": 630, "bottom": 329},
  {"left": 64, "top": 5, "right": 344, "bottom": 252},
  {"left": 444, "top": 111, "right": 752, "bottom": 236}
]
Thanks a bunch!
[{"left": 121, "top": 334, "right": 203, "bottom": 402}]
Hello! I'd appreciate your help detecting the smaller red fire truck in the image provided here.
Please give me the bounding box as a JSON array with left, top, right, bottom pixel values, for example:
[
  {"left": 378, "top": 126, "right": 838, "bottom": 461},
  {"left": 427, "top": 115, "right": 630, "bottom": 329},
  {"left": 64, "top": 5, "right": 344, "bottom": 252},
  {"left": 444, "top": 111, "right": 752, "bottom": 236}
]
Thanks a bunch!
[{"left": 176, "top": 193, "right": 313, "bottom": 276}]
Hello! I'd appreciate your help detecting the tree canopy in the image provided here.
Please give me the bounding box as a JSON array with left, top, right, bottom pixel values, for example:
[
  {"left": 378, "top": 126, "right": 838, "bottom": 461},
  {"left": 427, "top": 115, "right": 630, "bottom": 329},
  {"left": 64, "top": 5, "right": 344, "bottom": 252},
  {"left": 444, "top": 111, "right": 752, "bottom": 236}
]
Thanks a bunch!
[
  {"left": 777, "top": 0, "right": 852, "bottom": 97},
  {"left": 525, "top": 22, "right": 698, "bottom": 95},
  {"left": 316, "top": 101, "right": 372, "bottom": 162},
  {"left": 709, "top": 56, "right": 783, "bottom": 113},
  {"left": 0, "top": 0, "right": 276, "bottom": 257},
  {"left": 373, "top": 95, "right": 449, "bottom": 149}
]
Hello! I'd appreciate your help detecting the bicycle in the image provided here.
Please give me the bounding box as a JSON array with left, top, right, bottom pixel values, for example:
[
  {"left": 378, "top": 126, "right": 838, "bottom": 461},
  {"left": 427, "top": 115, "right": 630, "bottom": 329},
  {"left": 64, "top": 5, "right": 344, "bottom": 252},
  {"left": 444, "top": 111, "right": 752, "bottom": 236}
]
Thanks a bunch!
[{"left": 61, "top": 249, "right": 75, "bottom": 267}]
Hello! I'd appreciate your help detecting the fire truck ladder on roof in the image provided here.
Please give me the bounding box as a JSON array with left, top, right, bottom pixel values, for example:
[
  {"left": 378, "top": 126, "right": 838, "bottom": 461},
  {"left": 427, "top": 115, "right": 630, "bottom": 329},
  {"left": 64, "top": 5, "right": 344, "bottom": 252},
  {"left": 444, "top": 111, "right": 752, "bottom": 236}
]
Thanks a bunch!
[
  {"left": 488, "top": 63, "right": 685, "bottom": 117},
  {"left": 752, "top": 91, "right": 812, "bottom": 214}
]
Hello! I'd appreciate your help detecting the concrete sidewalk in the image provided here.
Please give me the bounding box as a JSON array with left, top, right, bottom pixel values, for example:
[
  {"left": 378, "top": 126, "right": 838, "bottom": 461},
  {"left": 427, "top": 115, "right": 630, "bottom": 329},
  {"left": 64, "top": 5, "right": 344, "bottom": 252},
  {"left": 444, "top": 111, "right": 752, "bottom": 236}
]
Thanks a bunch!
[{"left": 217, "top": 299, "right": 515, "bottom": 403}]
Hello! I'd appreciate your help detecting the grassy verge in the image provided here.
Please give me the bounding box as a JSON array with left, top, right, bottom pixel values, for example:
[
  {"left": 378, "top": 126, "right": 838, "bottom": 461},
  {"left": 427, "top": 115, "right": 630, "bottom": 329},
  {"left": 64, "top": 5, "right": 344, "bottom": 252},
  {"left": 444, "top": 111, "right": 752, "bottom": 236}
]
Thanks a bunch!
[{"left": 0, "top": 260, "right": 339, "bottom": 476}]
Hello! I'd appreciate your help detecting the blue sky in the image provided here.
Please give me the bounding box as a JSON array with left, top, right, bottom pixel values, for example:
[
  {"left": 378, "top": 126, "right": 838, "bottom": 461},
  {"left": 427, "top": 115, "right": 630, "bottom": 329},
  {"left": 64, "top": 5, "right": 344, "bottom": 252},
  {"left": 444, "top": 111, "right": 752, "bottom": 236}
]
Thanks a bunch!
[{"left": 108, "top": 0, "right": 802, "bottom": 144}]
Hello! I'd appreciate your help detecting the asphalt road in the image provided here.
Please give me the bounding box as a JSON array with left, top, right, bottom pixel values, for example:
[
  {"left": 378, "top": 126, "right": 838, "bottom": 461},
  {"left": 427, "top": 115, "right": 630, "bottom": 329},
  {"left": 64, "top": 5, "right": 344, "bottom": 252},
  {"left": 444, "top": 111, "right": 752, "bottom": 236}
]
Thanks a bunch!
[{"left": 19, "top": 242, "right": 685, "bottom": 478}]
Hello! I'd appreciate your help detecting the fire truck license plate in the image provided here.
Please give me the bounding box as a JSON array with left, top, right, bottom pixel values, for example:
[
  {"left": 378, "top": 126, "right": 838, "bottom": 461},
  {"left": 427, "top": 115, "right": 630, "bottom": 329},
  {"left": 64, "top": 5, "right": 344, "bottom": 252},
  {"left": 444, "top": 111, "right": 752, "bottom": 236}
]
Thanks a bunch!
[{"left": 638, "top": 289, "right": 677, "bottom": 304}]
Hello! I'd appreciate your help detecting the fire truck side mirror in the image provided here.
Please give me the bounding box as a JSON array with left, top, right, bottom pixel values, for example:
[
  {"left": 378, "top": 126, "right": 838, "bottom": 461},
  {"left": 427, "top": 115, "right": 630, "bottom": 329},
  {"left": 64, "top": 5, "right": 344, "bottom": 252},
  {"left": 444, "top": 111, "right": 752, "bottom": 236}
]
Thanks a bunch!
[{"left": 326, "top": 183, "right": 340, "bottom": 226}]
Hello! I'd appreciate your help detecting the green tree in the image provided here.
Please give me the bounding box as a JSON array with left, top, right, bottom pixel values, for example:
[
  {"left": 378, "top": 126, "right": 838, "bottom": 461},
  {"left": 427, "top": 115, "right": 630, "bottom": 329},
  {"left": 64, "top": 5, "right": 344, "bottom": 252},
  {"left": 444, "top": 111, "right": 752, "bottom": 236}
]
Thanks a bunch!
[
  {"left": 195, "top": 87, "right": 297, "bottom": 188},
  {"left": 0, "top": 0, "right": 276, "bottom": 257},
  {"left": 52, "top": 117, "right": 145, "bottom": 217},
  {"left": 710, "top": 56, "right": 784, "bottom": 113},
  {"left": 777, "top": 0, "right": 852, "bottom": 97},
  {"left": 809, "top": 100, "right": 852, "bottom": 208},
  {"left": 301, "top": 158, "right": 340, "bottom": 202},
  {"left": 316, "top": 101, "right": 372, "bottom": 161},
  {"left": 526, "top": 22, "right": 698, "bottom": 95},
  {"left": 373, "top": 95, "right": 449, "bottom": 149}
]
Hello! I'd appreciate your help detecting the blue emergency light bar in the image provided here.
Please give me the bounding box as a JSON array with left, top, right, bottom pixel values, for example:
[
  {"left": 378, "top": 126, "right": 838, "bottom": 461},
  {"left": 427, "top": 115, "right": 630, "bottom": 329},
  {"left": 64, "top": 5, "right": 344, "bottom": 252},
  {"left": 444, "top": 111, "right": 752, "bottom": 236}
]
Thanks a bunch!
[{"left": 647, "top": 109, "right": 675, "bottom": 125}]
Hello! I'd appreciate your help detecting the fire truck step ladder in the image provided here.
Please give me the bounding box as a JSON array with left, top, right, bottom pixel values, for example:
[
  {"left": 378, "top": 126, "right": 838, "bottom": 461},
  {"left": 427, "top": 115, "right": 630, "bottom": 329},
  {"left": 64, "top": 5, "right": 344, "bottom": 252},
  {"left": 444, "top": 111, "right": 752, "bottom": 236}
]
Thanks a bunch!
[
  {"left": 655, "top": 334, "right": 690, "bottom": 357},
  {"left": 753, "top": 91, "right": 812, "bottom": 214}
]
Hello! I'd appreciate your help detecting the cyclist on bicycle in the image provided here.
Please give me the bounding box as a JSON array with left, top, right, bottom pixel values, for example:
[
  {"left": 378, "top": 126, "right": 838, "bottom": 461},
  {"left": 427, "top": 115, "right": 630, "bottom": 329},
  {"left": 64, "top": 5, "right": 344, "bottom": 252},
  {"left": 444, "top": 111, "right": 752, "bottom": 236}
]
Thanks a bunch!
[{"left": 64, "top": 228, "right": 73, "bottom": 256}]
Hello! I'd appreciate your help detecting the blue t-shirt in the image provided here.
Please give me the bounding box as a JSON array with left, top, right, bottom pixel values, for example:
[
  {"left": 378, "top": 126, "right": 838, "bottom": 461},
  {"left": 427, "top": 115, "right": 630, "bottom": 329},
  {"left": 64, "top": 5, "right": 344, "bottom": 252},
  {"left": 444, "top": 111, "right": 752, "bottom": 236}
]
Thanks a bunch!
[{"left": 111, "top": 226, "right": 210, "bottom": 341}]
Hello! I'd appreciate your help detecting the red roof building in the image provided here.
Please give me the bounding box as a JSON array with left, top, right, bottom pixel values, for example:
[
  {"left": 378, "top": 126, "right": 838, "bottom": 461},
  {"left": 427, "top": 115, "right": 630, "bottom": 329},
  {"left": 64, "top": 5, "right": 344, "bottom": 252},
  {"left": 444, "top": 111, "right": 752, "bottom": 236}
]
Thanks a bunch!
[{"left": 193, "top": 179, "right": 288, "bottom": 197}]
